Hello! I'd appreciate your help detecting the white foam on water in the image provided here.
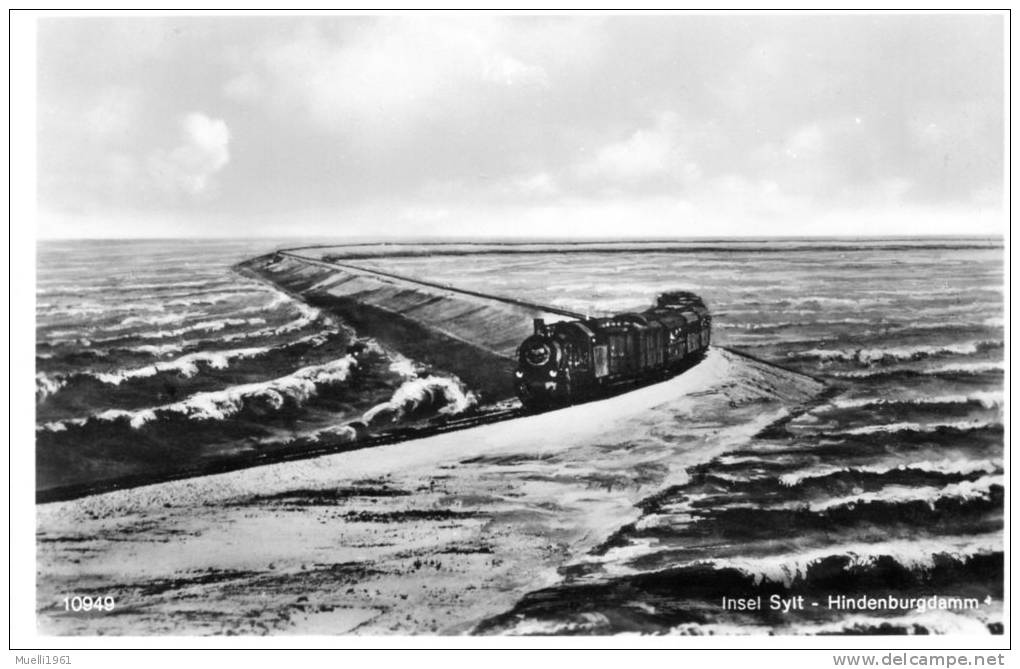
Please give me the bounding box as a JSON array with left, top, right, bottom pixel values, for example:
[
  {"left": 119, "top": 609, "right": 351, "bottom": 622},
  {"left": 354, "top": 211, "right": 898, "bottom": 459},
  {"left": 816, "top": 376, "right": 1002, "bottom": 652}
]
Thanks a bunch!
[
  {"left": 712, "top": 534, "right": 1002, "bottom": 587},
  {"left": 784, "top": 296, "right": 894, "bottom": 307},
  {"left": 163, "top": 292, "right": 258, "bottom": 307},
  {"left": 220, "top": 300, "right": 324, "bottom": 340},
  {"left": 718, "top": 318, "right": 874, "bottom": 330},
  {"left": 800, "top": 475, "right": 1002, "bottom": 512},
  {"left": 40, "top": 329, "right": 91, "bottom": 341},
  {"left": 38, "top": 279, "right": 232, "bottom": 297},
  {"left": 72, "top": 318, "right": 271, "bottom": 347},
  {"left": 929, "top": 361, "right": 1005, "bottom": 375},
  {"left": 578, "top": 531, "right": 1002, "bottom": 587},
  {"left": 40, "top": 354, "right": 359, "bottom": 431},
  {"left": 35, "top": 373, "right": 66, "bottom": 402},
  {"left": 385, "top": 351, "right": 423, "bottom": 379},
  {"left": 778, "top": 458, "right": 1003, "bottom": 487},
  {"left": 37, "top": 304, "right": 110, "bottom": 318},
  {"left": 668, "top": 622, "right": 778, "bottom": 636},
  {"left": 236, "top": 293, "right": 293, "bottom": 315},
  {"left": 839, "top": 419, "right": 999, "bottom": 436},
  {"left": 308, "top": 424, "right": 359, "bottom": 444},
  {"left": 830, "top": 391, "right": 1003, "bottom": 410},
  {"left": 53, "top": 318, "right": 268, "bottom": 347},
  {"left": 830, "top": 360, "right": 1005, "bottom": 379},
  {"left": 127, "top": 343, "right": 187, "bottom": 356},
  {"left": 109, "top": 311, "right": 205, "bottom": 330},
  {"left": 88, "top": 347, "right": 270, "bottom": 385},
  {"left": 41, "top": 302, "right": 173, "bottom": 323},
  {"left": 791, "top": 341, "right": 999, "bottom": 365},
  {"left": 36, "top": 285, "right": 112, "bottom": 296},
  {"left": 362, "top": 375, "right": 478, "bottom": 426},
  {"left": 118, "top": 321, "right": 337, "bottom": 360},
  {"left": 129, "top": 279, "right": 231, "bottom": 292},
  {"left": 139, "top": 355, "right": 358, "bottom": 426},
  {"left": 499, "top": 612, "right": 613, "bottom": 636},
  {"left": 785, "top": 611, "right": 993, "bottom": 635}
]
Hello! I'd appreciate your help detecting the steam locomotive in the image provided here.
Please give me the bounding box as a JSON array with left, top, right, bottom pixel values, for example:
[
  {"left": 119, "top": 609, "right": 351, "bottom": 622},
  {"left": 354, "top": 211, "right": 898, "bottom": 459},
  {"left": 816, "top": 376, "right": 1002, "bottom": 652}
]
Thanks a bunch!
[{"left": 514, "top": 291, "right": 711, "bottom": 409}]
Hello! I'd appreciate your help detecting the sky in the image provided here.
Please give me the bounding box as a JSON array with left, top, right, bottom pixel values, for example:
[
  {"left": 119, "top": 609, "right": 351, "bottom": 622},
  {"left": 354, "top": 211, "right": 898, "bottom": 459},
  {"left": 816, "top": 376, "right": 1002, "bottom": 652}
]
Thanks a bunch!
[{"left": 35, "top": 13, "right": 1005, "bottom": 239}]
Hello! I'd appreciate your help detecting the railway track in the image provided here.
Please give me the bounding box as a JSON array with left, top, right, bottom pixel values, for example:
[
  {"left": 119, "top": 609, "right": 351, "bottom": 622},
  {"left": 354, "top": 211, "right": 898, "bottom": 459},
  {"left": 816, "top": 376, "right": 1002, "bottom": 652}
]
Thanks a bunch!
[{"left": 275, "top": 250, "right": 591, "bottom": 321}]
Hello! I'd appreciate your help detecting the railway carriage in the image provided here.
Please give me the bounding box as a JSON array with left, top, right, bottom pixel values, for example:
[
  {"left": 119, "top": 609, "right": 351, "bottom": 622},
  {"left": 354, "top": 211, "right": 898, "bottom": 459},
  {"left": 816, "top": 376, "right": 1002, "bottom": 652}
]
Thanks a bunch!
[{"left": 514, "top": 291, "right": 711, "bottom": 409}]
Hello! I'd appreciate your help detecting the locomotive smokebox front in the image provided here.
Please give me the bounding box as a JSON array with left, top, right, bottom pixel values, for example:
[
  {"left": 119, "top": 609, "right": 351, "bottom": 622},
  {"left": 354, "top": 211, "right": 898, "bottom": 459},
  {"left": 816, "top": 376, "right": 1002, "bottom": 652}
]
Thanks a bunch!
[{"left": 515, "top": 333, "right": 569, "bottom": 407}]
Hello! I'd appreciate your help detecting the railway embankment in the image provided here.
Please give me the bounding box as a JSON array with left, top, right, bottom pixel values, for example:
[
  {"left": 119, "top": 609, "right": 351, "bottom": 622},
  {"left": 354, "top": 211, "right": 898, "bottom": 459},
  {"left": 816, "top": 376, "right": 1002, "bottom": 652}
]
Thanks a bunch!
[{"left": 236, "top": 251, "right": 581, "bottom": 403}]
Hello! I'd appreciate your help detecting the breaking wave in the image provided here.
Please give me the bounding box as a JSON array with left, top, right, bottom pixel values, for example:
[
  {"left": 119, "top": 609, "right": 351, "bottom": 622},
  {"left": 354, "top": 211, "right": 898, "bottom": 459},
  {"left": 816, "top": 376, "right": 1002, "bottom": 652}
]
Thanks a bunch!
[
  {"left": 236, "top": 293, "right": 293, "bottom": 315},
  {"left": 35, "top": 373, "right": 66, "bottom": 403},
  {"left": 363, "top": 375, "right": 478, "bottom": 427},
  {"left": 113, "top": 312, "right": 204, "bottom": 328},
  {"left": 42, "top": 328, "right": 343, "bottom": 402},
  {"left": 691, "top": 535, "right": 1002, "bottom": 588},
  {"left": 106, "top": 317, "right": 268, "bottom": 341},
  {"left": 829, "top": 391, "right": 1003, "bottom": 410},
  {"left": 39, "top": 354, "right": 359, "bottom": 431},
  {"left": 481, "top": 536, "right": 1003, "bottom": 635},
  {"left": 798, "top": 475, "right": 1003, "bottom": 512},
  {"left": 163, "top": 292, "right": 258, "bottom": 307},
  {"left": 778, "top": 458, "right": 1003, "bottom": 487},
  {"left": 788, "top": 341, "right": 1001, "bottom": 366},
  {"left": 836, "top": 419, "right": 1000, "bottom": 436},
  {"left": 219, "top": 301, "right": 325, "bottom": 341},
  {"left": 306, "top": 424, "right": 359, "bottom": 444},
  {"left": 35, "top": 346, "right": 272, "bottom": 400},
  {"left": 386, "top": 353, "right": 423, "bottom": 380},
  {"left": 829, "top": 361, "right": 1004, "bottom": 379},
  {"left": 783, "top": 612, "right": 996, "bottom": 636},
  {"left": 125, "top": 343, "right": 188, "bottom": 357}
]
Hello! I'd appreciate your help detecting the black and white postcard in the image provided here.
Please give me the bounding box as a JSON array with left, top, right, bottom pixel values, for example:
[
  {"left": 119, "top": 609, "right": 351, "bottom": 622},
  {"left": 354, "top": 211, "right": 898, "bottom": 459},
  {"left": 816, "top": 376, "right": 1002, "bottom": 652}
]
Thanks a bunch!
[{"left": 11, "top": 9, "right": 1009, "bottom": 656}]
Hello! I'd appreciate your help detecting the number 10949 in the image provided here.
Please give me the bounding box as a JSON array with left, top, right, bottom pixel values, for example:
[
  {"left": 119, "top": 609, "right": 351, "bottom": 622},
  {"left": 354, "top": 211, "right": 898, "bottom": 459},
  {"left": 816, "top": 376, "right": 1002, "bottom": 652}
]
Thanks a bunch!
[{"left": 62, "top": 595, "right": 115, "bottom": 612}]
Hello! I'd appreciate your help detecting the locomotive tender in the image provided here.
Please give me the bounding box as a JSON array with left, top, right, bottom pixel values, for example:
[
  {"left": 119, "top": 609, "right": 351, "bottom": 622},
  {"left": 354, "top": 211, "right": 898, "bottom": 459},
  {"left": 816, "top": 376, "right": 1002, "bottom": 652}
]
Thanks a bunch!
[{"left": 514, "top": 291, "right": 711, "bottom": 409}]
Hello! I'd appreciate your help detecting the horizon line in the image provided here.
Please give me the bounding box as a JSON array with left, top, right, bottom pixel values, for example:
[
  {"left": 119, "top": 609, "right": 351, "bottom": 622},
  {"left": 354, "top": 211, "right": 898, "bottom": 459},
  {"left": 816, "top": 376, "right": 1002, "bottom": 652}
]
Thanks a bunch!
[{"left": 35, "top": 233, "right": 1006, "bottom": 243}]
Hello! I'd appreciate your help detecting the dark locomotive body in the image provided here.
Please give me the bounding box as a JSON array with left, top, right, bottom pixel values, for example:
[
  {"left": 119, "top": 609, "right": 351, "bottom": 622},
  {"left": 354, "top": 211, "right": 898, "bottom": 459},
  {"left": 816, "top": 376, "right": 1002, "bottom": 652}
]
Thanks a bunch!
[{"left": 514, "top": 291, "right": 711, "bottom": 409}]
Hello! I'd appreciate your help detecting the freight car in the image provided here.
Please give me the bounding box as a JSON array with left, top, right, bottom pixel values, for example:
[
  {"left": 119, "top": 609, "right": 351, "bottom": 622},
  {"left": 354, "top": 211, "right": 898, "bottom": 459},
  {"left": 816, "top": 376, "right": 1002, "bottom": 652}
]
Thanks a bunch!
[{"left": 514, "top": 291, "right": 711, "bottom": 409}]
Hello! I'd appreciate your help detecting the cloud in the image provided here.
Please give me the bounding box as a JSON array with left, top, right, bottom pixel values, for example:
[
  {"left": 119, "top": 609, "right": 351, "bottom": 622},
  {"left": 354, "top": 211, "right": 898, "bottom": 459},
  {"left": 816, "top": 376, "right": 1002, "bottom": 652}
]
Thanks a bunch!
[
  {"left": 514, "top": 172, "right": 558, "bottom": 197},
  {"left": 82, "top": 86, "right": 141, "bottom": 141},
  {"left": 222, "top": 17, "right": 588, "bottom": 139},
  {"left": 34, "top": 15, "right": 1003, "bottom": 238},
  {"left": 576, "top": 113, "right": 702, "bottom": 188},
  {"left": 37, "top": 85, "right": 146, "bottom": 208},
  {"left": 580, "top": 127, "right": 674, "bottom": 182},
  {"left": 148, "top": 112, "right": 230, "bottom": 195}
]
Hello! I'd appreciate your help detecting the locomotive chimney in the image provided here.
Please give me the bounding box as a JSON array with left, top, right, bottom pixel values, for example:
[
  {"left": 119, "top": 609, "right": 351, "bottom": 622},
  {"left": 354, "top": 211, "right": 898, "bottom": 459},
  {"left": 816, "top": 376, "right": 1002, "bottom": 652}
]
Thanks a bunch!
[{"left": 533, "top": 318, "right": 545, "bottom": 334}]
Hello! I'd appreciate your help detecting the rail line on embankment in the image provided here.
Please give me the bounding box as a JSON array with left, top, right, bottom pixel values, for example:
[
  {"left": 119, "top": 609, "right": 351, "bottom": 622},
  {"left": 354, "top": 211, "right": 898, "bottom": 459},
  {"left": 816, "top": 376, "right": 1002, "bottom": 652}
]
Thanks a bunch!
[{"left": 275, "top": 249, "right": 590, "bottom": 321}]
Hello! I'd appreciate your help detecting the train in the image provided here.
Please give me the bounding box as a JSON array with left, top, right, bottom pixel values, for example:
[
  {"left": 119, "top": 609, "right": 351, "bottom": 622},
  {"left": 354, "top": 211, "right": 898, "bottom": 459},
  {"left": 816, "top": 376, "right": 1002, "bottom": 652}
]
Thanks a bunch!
[{"left": 514, "top": 291, "right": 711, "bottom": 409}]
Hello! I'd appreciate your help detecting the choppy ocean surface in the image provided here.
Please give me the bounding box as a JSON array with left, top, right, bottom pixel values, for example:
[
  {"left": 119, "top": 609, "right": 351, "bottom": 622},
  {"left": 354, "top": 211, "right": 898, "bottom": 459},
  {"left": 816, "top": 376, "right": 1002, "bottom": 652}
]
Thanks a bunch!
[
  {"left": 35, "top": 238, "right": 1004, "bottom": 635},
  {"left": 35, "top": 239, "right": 482, "bottom": 492}
]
